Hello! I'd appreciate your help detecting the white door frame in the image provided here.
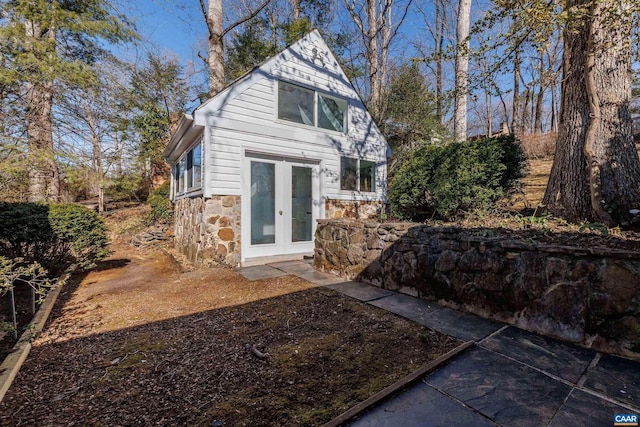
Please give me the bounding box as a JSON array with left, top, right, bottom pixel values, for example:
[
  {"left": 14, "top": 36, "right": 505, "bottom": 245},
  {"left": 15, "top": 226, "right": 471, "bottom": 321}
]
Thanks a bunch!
[{"left": 241, "top": 151, "right": 321, "bottom": 261}]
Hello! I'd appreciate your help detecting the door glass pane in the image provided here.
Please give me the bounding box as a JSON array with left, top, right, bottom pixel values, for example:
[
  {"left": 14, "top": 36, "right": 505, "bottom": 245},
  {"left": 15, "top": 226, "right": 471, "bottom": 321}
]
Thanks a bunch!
[
  {"left": 291, "top": 166, "right": 312, "bottom": 242},
  {"left": 251, "top": 161, "right": 275, "bottom": 245}
]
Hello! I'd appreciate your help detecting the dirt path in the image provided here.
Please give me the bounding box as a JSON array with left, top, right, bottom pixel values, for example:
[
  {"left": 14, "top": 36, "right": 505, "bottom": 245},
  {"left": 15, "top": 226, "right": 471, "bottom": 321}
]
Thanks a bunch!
[
  {"left": 42, "top": 243, "right": 316, "bottom": 342},
  {"left": 0, "top": 228, "right": 459, "bottom": 426}
]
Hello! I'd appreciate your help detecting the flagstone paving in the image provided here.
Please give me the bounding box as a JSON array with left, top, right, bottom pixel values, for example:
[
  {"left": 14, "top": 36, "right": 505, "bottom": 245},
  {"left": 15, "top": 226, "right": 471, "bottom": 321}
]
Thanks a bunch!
[{"left": 237, "top": 260, "right": 640, "bottom": 426}]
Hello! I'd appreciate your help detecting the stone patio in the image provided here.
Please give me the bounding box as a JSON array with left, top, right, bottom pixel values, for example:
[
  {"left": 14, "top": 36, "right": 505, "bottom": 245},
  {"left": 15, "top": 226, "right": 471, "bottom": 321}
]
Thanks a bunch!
[{"left": 236, "top": 260, "right": 640, "bottom": 426}]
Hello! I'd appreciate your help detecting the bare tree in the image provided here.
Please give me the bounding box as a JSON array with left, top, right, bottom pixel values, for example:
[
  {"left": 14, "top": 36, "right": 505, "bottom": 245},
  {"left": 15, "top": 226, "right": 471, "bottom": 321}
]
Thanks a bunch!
[
  {"left": 199, "top": 0, "right": 273, "bottom": 96},
  {"left": 345, "top": 0, "right": 413, "bottom": 120},
  {"left": 453, "top": 0, "right": 471, "bottom": 141}
]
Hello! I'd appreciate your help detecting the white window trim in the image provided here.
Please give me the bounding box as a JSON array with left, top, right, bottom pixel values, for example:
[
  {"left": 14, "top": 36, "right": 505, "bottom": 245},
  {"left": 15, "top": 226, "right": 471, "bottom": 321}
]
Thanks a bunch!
[
  {"left": 173, "top": 138, "right": 204, "bottom": 199},
  {"left": 276, "top": 80, "right": 349, "bottom": 135}
]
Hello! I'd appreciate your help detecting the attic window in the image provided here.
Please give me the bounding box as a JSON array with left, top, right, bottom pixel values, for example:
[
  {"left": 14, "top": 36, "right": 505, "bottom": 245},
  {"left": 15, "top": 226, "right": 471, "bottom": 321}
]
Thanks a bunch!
[
  {"left": 318, "top": 94, "right": 347, "bottom": 132},
  {"left": 277, "top": 81, "right": 347, "bottom": 133}
]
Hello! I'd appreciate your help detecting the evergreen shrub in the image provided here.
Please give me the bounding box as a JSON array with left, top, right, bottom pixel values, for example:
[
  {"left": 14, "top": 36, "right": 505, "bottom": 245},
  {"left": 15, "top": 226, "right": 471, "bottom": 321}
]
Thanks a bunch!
[
  {"left": 389, "top": 134, "right": 526, "bottom": 220},
  {"left": 0, "top": 203, "right": 109, "bottom": 275},
  {"left": 147, "top": 181, "right": 173, "bottom": 224}
]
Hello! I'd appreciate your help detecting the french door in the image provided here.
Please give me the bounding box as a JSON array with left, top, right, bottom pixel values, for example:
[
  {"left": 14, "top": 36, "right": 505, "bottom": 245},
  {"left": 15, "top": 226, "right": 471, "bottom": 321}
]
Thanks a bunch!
[{"left": 242, "top": 154, "right": 320, "bottom": 260}]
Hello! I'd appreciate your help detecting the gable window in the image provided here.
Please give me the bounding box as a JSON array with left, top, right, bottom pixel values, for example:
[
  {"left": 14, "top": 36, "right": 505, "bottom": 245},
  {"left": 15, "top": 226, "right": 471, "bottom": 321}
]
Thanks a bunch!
[
  {"left": 341, "top": 157, "right": 376, "bottom": 193},
  {"left": 318, "top": 94, "right": 347, "bottom": 132},
  {"left": 174, "top": 141, "right": 203, "bottom": 196},
  {"left": 278, "top": 82, "right": 314, "bottom": 125},
  {"left": 278, "top": 81, "right": 348, "bottom": 133}
]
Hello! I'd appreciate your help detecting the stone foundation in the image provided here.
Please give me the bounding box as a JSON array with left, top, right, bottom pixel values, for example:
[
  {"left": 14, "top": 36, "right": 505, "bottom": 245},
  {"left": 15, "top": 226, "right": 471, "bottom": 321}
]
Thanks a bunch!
[
  {"left": 174, "top": 196, "right": 241, "bottom": 266},
  {"left": 314, "top": 220, "right": 640, "bottom": 358},
  {"left": 324, "top": 199, "right": 383, "bottom": 219}
]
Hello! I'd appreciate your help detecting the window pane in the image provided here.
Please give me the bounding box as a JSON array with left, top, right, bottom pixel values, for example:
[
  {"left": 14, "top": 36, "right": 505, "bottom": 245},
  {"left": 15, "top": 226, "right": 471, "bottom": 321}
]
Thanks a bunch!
[
  {"left": 192, "top": 143, "right": 202, "bottom": 188},
  {"left": 291, "top": 166, "right": 312, "bottom": 242},
  {"left": 360, "top": 160, "right": 376, "bottom": 193},
  {"left": 317, "top": 94, "right": 347, "bottom": 132},
  {"left": 251, "top": 161, "right": 276, "bottom": 245},
  {"left": 340, "top": 157, "right": 358, "bottom": 191},
  {"left": 178, "top": 158, "right": 186, "bottom": 193},
  {"left": 187, "top": 150, "right": 194, "bottom": 188},
  {"left": 278, "top": 81, "right": 314, "bottom": 126},
  {"left": 174, "top": 163, "right": 180, "bottom": 194}
]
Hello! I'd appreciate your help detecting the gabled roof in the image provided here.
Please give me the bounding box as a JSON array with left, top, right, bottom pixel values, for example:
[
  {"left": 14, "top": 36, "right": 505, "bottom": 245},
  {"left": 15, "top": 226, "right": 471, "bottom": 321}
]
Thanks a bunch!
[
  {"left": 165, "top": 29, "right": 387, "bottom": 160},
  {"left": 193, "top": 29, "right": 376, "bottom": 126}
]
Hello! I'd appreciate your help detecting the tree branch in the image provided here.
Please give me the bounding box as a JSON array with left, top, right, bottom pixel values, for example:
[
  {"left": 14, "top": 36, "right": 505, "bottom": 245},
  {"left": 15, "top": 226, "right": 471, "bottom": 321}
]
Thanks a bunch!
[
  {"left": 199, "top": 0, "right": 212, "bottom": 38},
  {"left": 220, "top": 0, "right": 273, "bottom": 39}
]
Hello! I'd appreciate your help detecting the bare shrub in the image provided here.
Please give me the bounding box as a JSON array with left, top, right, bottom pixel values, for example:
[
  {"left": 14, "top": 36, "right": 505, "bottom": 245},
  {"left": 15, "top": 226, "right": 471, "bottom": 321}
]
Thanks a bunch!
[{"left": 518, "top": 132, "right": 557, "bottom": 158}]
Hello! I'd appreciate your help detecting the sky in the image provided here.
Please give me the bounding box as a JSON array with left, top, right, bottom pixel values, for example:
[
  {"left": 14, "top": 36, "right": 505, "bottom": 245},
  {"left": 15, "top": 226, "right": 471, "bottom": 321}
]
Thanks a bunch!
[{"left": 126, "top": 0, "right": 208, "bottom": 66}]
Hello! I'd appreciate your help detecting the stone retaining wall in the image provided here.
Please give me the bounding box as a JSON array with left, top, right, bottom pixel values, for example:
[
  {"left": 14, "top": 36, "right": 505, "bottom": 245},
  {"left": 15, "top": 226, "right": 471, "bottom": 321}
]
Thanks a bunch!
[
  {"left": 174, "top": 196, "right": 241, "bottom": 266},
  {"left": 314, "top": 219, "right": 640, "bottom": 358}
]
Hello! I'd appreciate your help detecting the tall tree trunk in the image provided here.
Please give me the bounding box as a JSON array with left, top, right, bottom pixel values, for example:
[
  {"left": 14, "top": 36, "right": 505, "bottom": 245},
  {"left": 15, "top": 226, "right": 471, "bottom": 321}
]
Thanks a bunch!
[
  {"left": 454, "top": 0, "right": 471, "bottom": 141},
  {"left": 26, "top": 80, "right": 59, "bottom": 202},
  {"left": 534, "top": 86, "right": 544, "bottom": 134},
  {"left": 201, "top": 0, "right": 272, "bottom": 96},
  {"left": 485, "top": 86, "right": 492, "bottom": 136},
  {"left": 435, "top": 0, "right": 444, "bottom": 123},
  {"left": 543, "top": 0, "right": 640, "bottom": 225},
  {"left": 24, "top": 15, "right": 59, "bottom": 202},
  {"left": 550, "top": 82, "right": 558, "bottom": 133},
  {"left": 521, "top": 86, "right": 530, "bottom": 135},
  {"left": 366, "top": 0, "right": 380, "bottom": 119},
  {"left": 511, "top": 45, "right": 520, "bottom": 137},
  {"left": 292, "top": 0, "right": 301, "bottom": 20},
  {"left": 533, "top": 52, "right": 545, "bottom": 134},
  {"left": 207, "top": 0, "right": 225, "bottom": 95}
]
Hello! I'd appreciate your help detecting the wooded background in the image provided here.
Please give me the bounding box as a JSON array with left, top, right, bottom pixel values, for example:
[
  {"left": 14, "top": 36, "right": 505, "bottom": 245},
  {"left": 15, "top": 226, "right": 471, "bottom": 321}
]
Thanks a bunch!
[{"left": 1, "top": 0, "right": 639, "bottom": 225}]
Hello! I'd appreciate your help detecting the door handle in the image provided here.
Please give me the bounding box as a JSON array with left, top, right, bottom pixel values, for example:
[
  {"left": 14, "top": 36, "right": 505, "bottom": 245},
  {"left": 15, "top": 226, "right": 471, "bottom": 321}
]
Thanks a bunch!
[{"left": 279, "top": 210, "right": 283, "bottom": 215}]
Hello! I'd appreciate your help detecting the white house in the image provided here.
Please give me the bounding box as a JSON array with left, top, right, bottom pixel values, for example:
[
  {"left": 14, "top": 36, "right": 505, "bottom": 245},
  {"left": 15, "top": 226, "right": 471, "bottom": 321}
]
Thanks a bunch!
[{"left": 164, "top": 30, "right": 388, "bottom": 266}]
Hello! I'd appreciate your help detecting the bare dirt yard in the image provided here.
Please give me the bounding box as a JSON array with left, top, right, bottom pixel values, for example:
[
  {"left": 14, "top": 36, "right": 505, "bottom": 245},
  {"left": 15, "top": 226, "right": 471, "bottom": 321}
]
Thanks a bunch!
[{"left": 0, "top": 207, "right": 460, "bottom": 426}]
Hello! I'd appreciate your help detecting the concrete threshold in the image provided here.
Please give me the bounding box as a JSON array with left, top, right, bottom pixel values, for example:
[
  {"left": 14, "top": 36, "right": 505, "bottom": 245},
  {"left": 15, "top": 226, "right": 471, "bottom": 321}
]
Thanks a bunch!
[{"left": 241, "top": 252, "right": 313, "bottom": 267}]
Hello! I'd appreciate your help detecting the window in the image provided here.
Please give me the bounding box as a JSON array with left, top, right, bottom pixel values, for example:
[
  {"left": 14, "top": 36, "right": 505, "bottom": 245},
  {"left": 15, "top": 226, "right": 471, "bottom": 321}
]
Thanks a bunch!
[
  {"left": 318, "top": 94, "right": 347, "bottom": 132},
  {"left": 278, "top": 81, "right": 348, "bottom": 133},
  {"left": 341, "top": 157, "right": 376, "bottom": 193},
  {"left": 178, "top": 157, "right": 186, "bottom": 193},
  {"left": 340, "top": 157, "right": 358, "bottom": 191},
  {"left": 175, "top": 141, "right": 203, "bottom": 196},
  {"left": 360, "top": 160, "right": 376, "bottom": 192},
  {"left": 191, "top": 143, "right": 202, "bottom": 188},
  {"left": 174, "top": 162, "right": 181, "bottom": 193},
  {"left": 278, "top": 81, "right": 314, "bottom": 125}
]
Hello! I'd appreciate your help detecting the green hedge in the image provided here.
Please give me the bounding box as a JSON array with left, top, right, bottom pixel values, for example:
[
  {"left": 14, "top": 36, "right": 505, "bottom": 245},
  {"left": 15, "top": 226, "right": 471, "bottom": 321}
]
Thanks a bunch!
[
  {"left": 147, "top": 181, "right": 173, "bottom": 224},
  {"left": 389, "top": 134, "right": 526, "bottom": 220},
  {"left": 0, "top": 203, "right": 110, "bottom": 275}
]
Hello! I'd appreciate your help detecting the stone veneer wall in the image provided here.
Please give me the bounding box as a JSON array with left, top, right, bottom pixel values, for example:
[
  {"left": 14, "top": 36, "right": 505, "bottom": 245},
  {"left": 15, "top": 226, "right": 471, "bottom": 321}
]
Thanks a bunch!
[
  {"left": 314, "top": 219, "right": 640, "bottom": 358},
  {"left": 174, "top": 196, "right": 241, "bottom": 266},
  {"left": 324, "top": 199, "right": 383, "bottom": 219}
]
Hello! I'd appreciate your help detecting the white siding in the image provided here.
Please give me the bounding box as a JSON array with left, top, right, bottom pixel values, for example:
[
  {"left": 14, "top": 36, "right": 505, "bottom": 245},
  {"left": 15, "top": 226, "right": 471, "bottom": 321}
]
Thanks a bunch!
[{"left": 197, "top": 30, "right": 387, "bottom": 202}]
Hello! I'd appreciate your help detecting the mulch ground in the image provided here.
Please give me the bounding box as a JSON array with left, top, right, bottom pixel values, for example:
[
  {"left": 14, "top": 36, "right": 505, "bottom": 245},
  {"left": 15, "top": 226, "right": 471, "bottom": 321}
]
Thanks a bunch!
[{"left": 0, "top": 237, "right": 459, "bottom": 426}]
